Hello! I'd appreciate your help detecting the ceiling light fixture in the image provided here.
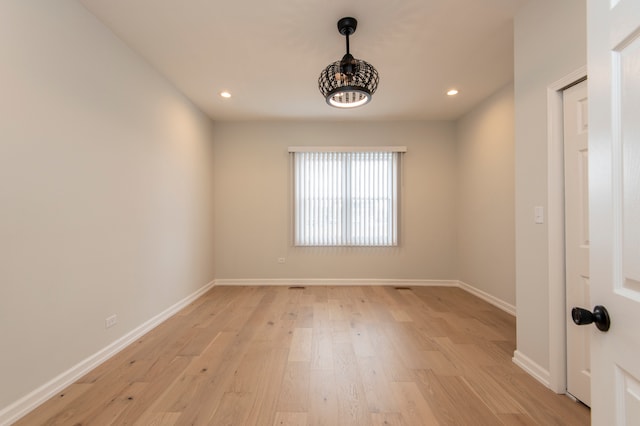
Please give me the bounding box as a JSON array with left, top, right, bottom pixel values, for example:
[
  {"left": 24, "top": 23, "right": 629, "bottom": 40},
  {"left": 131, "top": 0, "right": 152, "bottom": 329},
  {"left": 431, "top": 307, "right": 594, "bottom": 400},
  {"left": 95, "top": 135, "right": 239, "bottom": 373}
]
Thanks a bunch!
[
  {"left": 318, "top": 17, "right": 380, "bottom": 108},
  {"left": 447, "top": 89, "right": 459, "bottom": 96},
  {"left": 220, "top": 91, "right": 232, "bottom": 98}
]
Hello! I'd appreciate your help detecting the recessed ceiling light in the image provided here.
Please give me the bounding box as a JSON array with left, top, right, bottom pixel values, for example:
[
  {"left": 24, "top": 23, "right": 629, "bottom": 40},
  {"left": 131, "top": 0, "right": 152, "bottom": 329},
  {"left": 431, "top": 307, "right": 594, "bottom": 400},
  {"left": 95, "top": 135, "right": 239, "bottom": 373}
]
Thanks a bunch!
[
  {"left": 220, "top": 91, "right": 232, "bottom": 98},
  {"left": 447, "top": 89, "right": 459, "bottom": 96}
]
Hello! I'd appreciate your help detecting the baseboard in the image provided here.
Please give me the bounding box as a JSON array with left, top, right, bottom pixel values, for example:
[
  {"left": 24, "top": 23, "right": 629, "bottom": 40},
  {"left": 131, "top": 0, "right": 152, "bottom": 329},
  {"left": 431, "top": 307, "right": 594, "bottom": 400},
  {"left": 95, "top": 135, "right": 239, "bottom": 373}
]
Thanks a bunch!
[
  {"left": 213, "top": 278, "right": 459, "bottom": 287},
  {"left": 457, "top": 281, "right": 516, "bottom": 316},
  {"left": 0, "top": 280, "right": 215, "bottom": 426},
  {"left": 512, "top": 350, "right": 551, "bottom": 388}
]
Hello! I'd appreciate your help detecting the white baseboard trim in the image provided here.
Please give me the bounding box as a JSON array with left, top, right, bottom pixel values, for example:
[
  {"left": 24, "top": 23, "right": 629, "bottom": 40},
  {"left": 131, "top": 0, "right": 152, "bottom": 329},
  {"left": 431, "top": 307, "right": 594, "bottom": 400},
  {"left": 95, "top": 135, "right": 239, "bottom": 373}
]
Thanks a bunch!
[
  {"left": 457, "top": 281, "right": 516, "bottom": 316},
  {"left": 213, "top": 278, "right": 459, "bottom": 287},
  {"left": 0, "top": 280, "right": 215, "bottom": 426},
  {"left": 512, "top": 350, "right": 551, "bottom": 388}
]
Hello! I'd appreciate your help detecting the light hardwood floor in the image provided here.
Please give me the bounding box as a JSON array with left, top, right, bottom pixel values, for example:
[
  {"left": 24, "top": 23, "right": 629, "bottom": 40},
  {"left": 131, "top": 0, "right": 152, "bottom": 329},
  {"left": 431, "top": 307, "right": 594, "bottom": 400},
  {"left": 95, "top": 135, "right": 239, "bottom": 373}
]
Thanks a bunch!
[{"left": 17, "top": 286, "right": 590, "bottom": 425}]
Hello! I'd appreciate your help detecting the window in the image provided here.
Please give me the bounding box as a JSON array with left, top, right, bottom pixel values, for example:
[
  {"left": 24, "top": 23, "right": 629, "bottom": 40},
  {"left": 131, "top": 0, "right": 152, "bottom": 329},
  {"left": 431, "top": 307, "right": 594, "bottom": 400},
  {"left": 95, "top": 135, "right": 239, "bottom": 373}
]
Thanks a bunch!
[{"left": 290, "top": 147, "right": 405, "bottom": 246}]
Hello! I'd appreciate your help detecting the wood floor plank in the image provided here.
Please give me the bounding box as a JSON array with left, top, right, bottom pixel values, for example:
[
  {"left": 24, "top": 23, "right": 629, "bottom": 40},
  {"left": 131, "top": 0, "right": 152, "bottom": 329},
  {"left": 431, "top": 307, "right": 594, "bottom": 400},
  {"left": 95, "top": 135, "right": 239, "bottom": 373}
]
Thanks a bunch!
[
  {"left": 174, "top": 302, "right": 270, "bottom": 425},
  {"left": 295, "top": 304, "right": 315, "bottom": 328},
  {"left": 11, "top": 383, "right": 92, "bottom": 425},
  {"left": 334, "top": 380, "right": 370, "bottom": 426},
  {"left": 332, "top": 340, "right": 360, "bottom": 382},
  {"left": 310, "top": 327, "right": 334, "bottom": 371},
  {"left": 183, "top": 287, "right": 249, "bottom": 329},
  {"left": 23, "top": 355, "right": 191, "bottom": 426},
  {"left": 349, "top": 322, "right": 376, "bottom": 358},
  {"left": 389, "top": 381, "right": 440, "bottom": 426},
  {"left": 399, "top": 321, "right": 439, "bottom": 352},
  {"left": 485, "top": 365, "right": 590, "bottom": 425},
  {"left": 137, "top": 373, "right": 201, "bottom": 419},
  {"left": 16, "top": 286, "right": 590, "bottom": 426},
  {"left": 365, "top": 323, "right": 415, "bottom": 382},
  {"left": 328, "top": 298, "right": 349, "bottom": 322},
  {"left": 461, "top": 367, "right": 529, "bottom": 415},
  {"left": 390, "top": 308, "right": 413, "bottom": 322},
  {"left": 356, "top": 356, "right": 399, "bottom": 413},
  {"left": 228, "top": 340, "right": 276, "bottom": 393},
  {"left": 105, "top": 356, "right": 194, "bottom": 425},
  {"left": 312, "top": 301, "right": 332, "bottom": 328},
  {"left": 276, "top": 362, "right": 310, "bottom": 413},
  {"left": 419, "top": 350, "right": 462, "bottom": 376},
  {"left": 241, "top": 346, "right": 290, "bottom": 426},
  {"left": 414, "top": 369, "right": 500, "bottom": 425},
  {"left": 133, "top": 411, "right": 181, "bottom": 426},
  {"left": 381, "top": 322, "right": 432, "bottom": 370},
  {"left": 87, "top": 381, "right": 148, "bottom": 425},
  {"left": 207, "top": 391, "right": 254, "bottom": 425},
  {"left": 305, "top": 286, "right": 328, "bottom": 303},
  {"left": 351, "top": 294, "right": 379, "bottom": 323},
  {"left": 288, "top": 328, "right": 313, "bottom": 362},
  {"left": 370, "top": 412, "right": 408, "bottom": 426},
  {"left": 331, "top": 330, "right": 370, "bottom": 424},
  {"left": 308, "top": 369, "right": 338, "bottom": 426},
  {"left": 274, "top": 411, "right": 308, "bottom": 426},
  {"left": 496, "top": 412, "right": 540, "bottom": 425},
  {"left": 432, "top": 336, "right": 503, "bottom": 371}
]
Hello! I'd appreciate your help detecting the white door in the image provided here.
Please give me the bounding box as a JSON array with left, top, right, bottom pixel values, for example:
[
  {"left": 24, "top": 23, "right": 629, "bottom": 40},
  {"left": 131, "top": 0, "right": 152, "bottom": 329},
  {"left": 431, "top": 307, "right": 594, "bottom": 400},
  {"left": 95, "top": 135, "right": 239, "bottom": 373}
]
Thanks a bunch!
[
  {"left": 564, "top": 79, "right": 590, "bottom": 406},
  {"left": 587, "top": 0, "right": 640, "bottom": 424}
]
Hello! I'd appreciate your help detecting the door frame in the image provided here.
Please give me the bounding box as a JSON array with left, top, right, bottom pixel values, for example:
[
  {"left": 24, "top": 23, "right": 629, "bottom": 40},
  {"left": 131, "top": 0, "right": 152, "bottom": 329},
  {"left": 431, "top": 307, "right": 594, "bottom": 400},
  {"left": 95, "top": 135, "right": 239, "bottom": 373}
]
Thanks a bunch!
[{"left": 546, "top": 65, "right": 588, "bottom": 394}]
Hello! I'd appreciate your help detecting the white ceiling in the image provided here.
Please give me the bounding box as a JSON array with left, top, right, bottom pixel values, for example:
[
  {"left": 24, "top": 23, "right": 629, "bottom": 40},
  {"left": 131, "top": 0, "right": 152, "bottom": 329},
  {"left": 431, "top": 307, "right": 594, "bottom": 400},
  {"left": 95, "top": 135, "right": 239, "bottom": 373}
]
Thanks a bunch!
[{"left": 79, "top": 0, "right": 528, "bottom": 121}]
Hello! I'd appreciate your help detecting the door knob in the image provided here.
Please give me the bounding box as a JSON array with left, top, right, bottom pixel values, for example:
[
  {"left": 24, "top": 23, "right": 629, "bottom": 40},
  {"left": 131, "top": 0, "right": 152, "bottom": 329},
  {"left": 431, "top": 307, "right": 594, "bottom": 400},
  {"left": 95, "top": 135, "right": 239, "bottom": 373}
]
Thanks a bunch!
[{"left": 571, "top": 305, "right": 611, "bottom": 332}]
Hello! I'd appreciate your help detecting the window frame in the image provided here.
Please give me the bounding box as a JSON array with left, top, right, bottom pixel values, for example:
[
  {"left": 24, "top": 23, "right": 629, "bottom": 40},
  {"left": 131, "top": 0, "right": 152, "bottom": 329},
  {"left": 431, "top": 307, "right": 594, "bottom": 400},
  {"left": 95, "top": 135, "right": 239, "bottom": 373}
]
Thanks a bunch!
[{"left": 289, "top": 146, "right": 406, "bottom": 247}]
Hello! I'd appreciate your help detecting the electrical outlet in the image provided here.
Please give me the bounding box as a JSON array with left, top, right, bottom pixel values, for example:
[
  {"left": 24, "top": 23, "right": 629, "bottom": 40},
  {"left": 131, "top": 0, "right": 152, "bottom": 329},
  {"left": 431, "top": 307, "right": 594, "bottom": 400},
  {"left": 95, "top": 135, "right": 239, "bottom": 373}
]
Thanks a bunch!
[
  {"left": 105, "top": 314, "right": 117, "bottom": 329},
  {"left": 278, "top": 257, "right": 286, "bottom": 264}
]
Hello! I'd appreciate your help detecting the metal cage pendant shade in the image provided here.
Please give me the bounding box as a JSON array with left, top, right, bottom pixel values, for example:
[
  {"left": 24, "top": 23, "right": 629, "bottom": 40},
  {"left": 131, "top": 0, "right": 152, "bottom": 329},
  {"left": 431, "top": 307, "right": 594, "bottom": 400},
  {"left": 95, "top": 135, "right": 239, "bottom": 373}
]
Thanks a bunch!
[{"left": 318, "top": 17, "right": 380, "bottom": 108}]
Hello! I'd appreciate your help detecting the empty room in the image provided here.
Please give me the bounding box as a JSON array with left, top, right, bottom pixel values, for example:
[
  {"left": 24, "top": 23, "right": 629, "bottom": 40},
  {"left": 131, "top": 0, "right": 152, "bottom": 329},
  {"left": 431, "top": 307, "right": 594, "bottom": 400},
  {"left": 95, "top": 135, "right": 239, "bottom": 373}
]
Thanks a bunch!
[{"left": 2, "top": 0, "right": 639, "bottom": 425}]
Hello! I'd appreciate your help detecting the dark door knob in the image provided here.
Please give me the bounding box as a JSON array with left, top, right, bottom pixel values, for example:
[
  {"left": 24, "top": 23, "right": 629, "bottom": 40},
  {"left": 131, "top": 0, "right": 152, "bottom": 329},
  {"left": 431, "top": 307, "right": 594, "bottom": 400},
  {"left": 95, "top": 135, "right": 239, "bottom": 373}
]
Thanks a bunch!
[{"left": 571, "top": 305, "right": 611, "bottom": 332}]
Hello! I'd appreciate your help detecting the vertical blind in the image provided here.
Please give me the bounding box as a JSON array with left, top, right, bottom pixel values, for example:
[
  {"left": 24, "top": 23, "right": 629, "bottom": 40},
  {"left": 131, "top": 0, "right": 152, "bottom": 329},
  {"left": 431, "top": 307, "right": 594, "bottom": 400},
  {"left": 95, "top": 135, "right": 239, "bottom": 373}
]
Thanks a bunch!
[{"left": 292, "top": 150, "right": 401, "bottom": 246}]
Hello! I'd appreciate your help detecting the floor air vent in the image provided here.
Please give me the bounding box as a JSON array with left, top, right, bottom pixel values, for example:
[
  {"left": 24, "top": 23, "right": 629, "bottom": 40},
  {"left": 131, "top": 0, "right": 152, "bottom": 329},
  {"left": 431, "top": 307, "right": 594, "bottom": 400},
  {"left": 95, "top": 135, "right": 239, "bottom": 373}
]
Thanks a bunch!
[
  {"left": 288, "top": 286, "right": 306, "bottom": 290},
  {"left": 394, "top": 287, "right": 412, "bottom": 291}
]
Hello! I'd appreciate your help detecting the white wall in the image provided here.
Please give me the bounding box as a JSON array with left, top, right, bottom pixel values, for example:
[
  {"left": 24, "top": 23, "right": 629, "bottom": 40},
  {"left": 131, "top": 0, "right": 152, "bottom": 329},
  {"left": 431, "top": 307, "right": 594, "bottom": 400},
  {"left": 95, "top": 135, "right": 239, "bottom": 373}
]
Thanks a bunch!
[
  {"left": 212, "top": 121, "right": 457, "bottom": 281},
  {"left": 456, "top": 84, "right": 515, "bottom": 306},
  {"left": 0, "top": 0, "right": 216, "bottom": 412},
  {"left": 514, "top": 0, "right": 586, "bottom": 377}
]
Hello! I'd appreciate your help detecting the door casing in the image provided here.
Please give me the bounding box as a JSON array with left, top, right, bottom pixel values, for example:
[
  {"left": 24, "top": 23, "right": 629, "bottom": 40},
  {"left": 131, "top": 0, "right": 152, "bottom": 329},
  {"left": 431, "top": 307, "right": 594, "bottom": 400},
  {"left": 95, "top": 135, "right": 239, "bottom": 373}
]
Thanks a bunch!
[{"left": 546, "top": 66, "right": 588, "bottom": 394}]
